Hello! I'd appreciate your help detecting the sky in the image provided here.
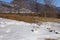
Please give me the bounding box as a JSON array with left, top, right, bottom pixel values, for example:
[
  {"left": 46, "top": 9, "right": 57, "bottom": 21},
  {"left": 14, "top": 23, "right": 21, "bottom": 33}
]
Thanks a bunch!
[{"left": 0, "top": 0, "right": 60, "bottom": 7}]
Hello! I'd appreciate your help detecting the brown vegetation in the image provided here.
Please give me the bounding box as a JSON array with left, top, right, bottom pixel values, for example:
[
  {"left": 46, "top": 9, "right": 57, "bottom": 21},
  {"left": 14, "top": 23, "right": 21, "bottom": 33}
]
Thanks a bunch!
[{"left": 0, "top": 13, "right": 60, "bottom": 23}]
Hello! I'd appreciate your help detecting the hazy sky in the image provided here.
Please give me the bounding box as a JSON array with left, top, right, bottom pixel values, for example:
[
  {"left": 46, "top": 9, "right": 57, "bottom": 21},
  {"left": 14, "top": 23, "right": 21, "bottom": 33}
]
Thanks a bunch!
[{"left": 0, "top": 0, "right": 60, "bottom": 7}]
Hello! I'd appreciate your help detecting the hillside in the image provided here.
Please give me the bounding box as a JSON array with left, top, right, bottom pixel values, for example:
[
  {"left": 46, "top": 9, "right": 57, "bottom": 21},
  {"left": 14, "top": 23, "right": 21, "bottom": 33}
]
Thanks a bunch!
[
  {"left": 0, "top": 0, "right": 58, "bottom": 13},
  {"left": 56, "top": 7, "right": 60, "bottom": 11},
  {"left": 0, "top": 0, "right": 60, "bottom": 22}
]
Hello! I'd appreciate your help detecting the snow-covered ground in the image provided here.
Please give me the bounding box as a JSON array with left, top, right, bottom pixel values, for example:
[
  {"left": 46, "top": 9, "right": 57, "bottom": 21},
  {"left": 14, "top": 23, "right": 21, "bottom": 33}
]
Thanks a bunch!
[{"left": 0, "top": 18, "right": 60, "bottom": 40}]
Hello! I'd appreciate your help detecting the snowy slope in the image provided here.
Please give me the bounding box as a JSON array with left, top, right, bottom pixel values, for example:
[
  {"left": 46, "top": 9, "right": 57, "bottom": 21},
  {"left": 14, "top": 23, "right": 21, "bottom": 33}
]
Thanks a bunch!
[{"left": 0, "top": 18, "right": 60, "bottom": 40}]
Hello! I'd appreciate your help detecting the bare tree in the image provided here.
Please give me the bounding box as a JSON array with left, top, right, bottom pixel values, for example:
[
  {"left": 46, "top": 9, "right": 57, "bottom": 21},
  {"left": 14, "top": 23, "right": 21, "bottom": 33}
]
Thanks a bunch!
[
  {"left": 44, "top": 0, "right": 53, "bottom": 5},
  {"left": 44, "top": 0, "right": 56, "bottom": 18}
]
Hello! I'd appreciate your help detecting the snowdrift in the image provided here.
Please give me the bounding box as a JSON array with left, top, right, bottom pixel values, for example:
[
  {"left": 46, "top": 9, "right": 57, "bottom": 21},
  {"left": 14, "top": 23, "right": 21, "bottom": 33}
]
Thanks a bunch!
[{"left": 0, "top": 18, "right": 60, "bottom": 40}]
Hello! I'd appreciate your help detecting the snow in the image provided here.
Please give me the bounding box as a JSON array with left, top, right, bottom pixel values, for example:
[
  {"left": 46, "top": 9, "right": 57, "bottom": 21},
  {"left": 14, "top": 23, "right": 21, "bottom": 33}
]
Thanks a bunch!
[{"left": 0, "top": 18, "right": 60, "bottom": 40}]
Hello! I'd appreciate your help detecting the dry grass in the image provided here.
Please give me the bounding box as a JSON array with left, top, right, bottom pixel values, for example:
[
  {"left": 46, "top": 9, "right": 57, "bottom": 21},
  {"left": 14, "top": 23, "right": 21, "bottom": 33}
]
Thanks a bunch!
[{"left": 0, "top": 13, "right": 60, "bottom": 23}]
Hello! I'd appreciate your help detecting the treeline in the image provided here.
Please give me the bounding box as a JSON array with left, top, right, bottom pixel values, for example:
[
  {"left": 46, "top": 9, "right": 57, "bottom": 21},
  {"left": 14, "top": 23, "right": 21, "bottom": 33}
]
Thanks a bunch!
[{"left": 0, "top": 12, "right": 60, "bottom": 19}]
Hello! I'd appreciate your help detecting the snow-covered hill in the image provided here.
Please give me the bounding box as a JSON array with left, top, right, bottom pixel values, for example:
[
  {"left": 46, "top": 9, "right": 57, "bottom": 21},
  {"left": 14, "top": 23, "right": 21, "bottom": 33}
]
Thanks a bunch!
[
  {"left": 0, "top": 0, "right": 44, "bottom": 13},
  {"left": 0, "top": 18, "right": 60, "bottom": 40}
]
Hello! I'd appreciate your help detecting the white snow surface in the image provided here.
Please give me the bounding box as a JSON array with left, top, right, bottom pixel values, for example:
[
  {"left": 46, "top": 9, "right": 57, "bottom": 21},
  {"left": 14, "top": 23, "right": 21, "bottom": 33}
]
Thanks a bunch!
[{"left": 0, "top": 18, "right": 60, "bottom": 40}]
